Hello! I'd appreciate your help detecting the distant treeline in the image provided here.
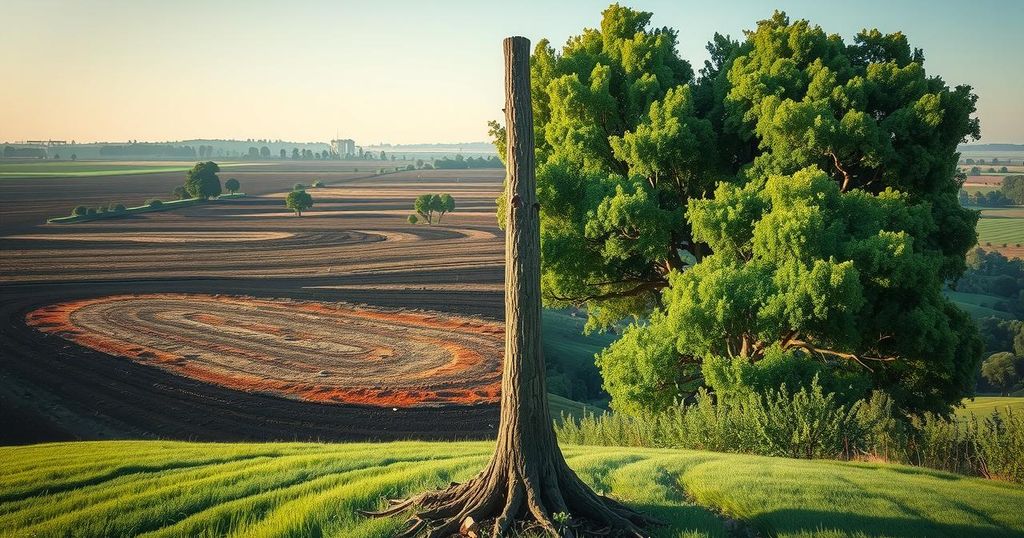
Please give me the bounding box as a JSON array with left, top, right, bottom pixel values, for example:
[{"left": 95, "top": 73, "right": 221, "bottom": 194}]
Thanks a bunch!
[
  {"left": 99, "top": 144, "right": 199, "bottom": 158},
  {"left": 432, "top": 155, "right": 503, "bottom": 169},
  {"left": 3, "top": 146, "right": 46, "bottom": 158}
]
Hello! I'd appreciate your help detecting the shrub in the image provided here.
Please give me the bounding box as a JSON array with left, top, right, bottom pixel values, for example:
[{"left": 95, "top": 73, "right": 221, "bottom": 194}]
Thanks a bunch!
[
  {"left": 85, "top": 207, "right": 97, "bottom": 215},
  {"left": 111, "top": 203, "right": 126, "bottom": 213},
  {"left": 293, "top": 183, "right": 304, "bottom": 191},
  {"left": 146, "top": 199, "right": 163, "bottom": 208},
  {"left": 406, "top": 164, "right": 415, "bottom": 171},
  {"left": 407, "top": 214, "right": 418, "bottom": 225},
  {"left": 311, "top": 180, "right": 324, "bottom": 188},
  {"left": 72, "top": 205, "right": 88, "bottom": 216},
  {"left": 96, "top": 206, "right": 107, "bottom": 214}
]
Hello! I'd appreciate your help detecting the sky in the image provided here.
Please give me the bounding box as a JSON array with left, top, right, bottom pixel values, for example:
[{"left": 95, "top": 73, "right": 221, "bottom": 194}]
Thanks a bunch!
[{"left": 1, "top": 0, "right": 1022, "bottom": 145}]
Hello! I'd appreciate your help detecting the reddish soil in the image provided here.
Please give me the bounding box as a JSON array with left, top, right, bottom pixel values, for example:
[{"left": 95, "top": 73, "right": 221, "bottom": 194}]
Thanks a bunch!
[{"left": 26, "top": 294, "right": 504, "bottom": 407}]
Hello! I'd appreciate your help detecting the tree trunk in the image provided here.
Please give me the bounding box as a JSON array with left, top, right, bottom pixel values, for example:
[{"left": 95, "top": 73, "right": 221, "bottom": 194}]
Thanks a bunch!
[{"left": 363, "top": 36, "right": 653, "bottom": 538}]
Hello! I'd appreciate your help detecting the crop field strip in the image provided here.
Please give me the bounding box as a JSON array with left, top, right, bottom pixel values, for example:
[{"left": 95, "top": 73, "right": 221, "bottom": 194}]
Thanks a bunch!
[
  {"left": 27, "top": 294, "right": 504, "bottom": 407},
  {"left": 1, "top": 441, "right": 1023, "bottom": 537}
]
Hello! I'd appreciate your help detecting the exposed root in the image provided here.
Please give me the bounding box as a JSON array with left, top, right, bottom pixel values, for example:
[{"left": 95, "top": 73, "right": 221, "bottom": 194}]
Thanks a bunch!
[{"left": 365, "top": 459, "right": 656, "bottom": 537}]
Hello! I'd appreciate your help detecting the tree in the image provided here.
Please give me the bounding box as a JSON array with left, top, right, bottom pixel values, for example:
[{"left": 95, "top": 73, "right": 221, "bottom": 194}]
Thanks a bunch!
[
  {"left": 72, "top": 205, "right": 88, "bottom": 217},
  {"left": 293, "top": 182, "right": 304, "bottom": 191},
  {"left": 292, "top": 148, "right": 300, "bottom": 160},
  {"left": 184, "top": 161, "right": 222, "bottom": 199},
  {"left": 311, "top": 180, "right": 324, "bottom": 188},
  {"left": 366, "top": 36, "right": 651, "bottom": 538},
  {"left": 172, "top": 185, "right": 189, "bottom": 200},
  {"left": 280, "top": 148, "right": 287, "bottom": 159},
  {"left": 407, "top": 214, "right": 418, "bottom": 225},
  {"left": 71, "top": 153, "right": 77, "bottom": 161},
  {"left": 415, "top": 158, "right": 425, "bottom": 169},
  {"left": 1002, "top": 176, "right": 1024, "bottom": 205},
  {"left": 414, "top": 193, "right": 435, "bottom": 224},
  {"left": 260, "top": 146, "right": 271, "bottom": 159},
  {"left": 224, "top": 178, "right": 240, "bottom": 194},
  {"left": 971, "top": 166, "right": 982, "bottom": 176},
  {"left": 285, "top": 189, "right": 313, "bottom": 216},
  {"left": 981, "top": 352, "right": 1021, "bottom": 395},
  {"left": 502, "top": 7, "right": 982, "bottom": 415},
  {"left": 247, "top": 147, "right": 259, "bottom": 159},
  {"left": 435, "top": 193, "right": 455, "bottom": 223}
]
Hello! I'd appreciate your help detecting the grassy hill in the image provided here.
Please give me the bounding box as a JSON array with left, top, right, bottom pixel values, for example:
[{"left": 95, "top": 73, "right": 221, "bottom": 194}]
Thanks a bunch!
[
  {"left": 958, "top": 396, "right": 1024, "bottom": 418},
  {"left": 2, "top": 441, "right": 1023, "bottom": 537}
]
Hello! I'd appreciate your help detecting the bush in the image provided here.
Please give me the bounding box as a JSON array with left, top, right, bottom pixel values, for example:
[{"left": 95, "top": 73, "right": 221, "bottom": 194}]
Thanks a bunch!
[
  {"left": 146, "top": 199, "right": 163, "bottom": 208},
  {"left": 96, "top": 206, "right": 107, "bottom": 214},
  {"left": 72, "top": 205, "right": 88, "bottom": 217},
  {"left": 293, "top": 183, "right": 304, "bottom": 191},
  {"left": 311, "top": 180, "right": 324, "bottom": 188},
  {"left": 111, "top": 203, "right": 126, "bottom": 213},
  {"left": 407, "top": 214, "right": 418, "bottom": 225},
  {"left": 555, "top": 380, "right": 1024, "bottom": 483},
  {"left": 85, "top": 207, "right": 97, "bottom": 215}
]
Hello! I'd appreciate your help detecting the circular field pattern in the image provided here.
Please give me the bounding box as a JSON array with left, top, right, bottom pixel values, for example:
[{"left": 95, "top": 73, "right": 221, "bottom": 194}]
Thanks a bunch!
[{"left": 26, "top": 294, "right": 504, "bottom": 407}]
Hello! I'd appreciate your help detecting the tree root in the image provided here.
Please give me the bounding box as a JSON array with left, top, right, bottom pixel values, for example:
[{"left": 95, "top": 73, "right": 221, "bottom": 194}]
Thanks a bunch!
[{"left": 362, "top": 458, "right": 659, "bottom": 537}]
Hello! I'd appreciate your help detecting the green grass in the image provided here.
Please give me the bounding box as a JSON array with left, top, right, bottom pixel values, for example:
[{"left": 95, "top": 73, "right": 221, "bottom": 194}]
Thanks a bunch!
[
  {"left": 957, "top": 396, "right": 1024, "bottom": 418},
  {"left": 944, "top": 290, "right": 1016, "bottom": 319},
  {"left": 0, "top": 161, "right": 252, "bottom": 178},
  {"left": 1, "top": 441, "right": 1022, "bottom": 537},
  {"left": 542, "top": 309, "right": 617, "bottom": 407},
  {"left": 976, "top": 208, "right": 1024, "bottom": 247},
  {"left": 47, "top": 194, "right": 246, "bottom": 224}
]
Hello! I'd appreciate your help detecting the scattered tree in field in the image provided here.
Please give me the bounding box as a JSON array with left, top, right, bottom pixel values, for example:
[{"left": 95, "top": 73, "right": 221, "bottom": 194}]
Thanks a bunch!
[
  {"left": 414, "top": 193, "right": 435, "bottom": 223},
  {"left": 407, "top": 214, "right": 418, "bottom": 225},
  {"left": 111, "top": 203, "right": 126, "bottom": 213},
  {"left": 224, "top": 178, "right": 240, "bottom": 194},
  {"left": 260, "top": 146, "right": 271, "bottom": 159},
  {"left": 292, "top": 148, "right": 300, "bottom": 160},
  {"left": 971, "top": 166, "right": 982, "bottom": 176},
  {"left": 494, "top": 7, "right": 982, "bottom": 415},
  {"left": 72, "top": 205, "right": 88, "bottom": 216},
  {"left": 981, "top": 352, "right": 1022, "bottom": 395},
  {"left": 435, "top": 193, "right": 455, "bottom": 222},
  {"left": 184, "top": 161, "right": 222, "bottom": 199},
  {"left": 280, "top": 148, "right": 287, "bottom": 159},
  {"left": 70, "top": 153, "right": 77, "bottom": 161},
  {"left": 415, "top": 158, "right": 424, "bottom": 169},
  {"left": 379, "top": 150, "right": 386, "bottom": 161},
  {"left": 1003, "top": 176, "right": 1024, "bottom": 205},
  {"left": 311, "top": 180, "right": 324, "bottom": 188},
  {"left": 293, "top": 182, "right": 304, "bottom": 191},
  {"left": 172, "top": 185, "right": 189, "bottom": 200},
  {"left": 1000, "top": 166, "right": 1009, "bottom": 173},
  {"left": 405, "top": 164, "right": 415, "bottom": 171},
  {"left": 146, "top": 199, "right": 163, "bottom": 208},
  {"left": 285, "top": 189, "right": 313, "bottom": 216}
]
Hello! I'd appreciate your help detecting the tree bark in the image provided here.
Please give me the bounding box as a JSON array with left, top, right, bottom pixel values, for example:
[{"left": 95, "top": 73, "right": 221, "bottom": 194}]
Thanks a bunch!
[{"left": 363, "top": 36, "right": 653, "bottom": 538}]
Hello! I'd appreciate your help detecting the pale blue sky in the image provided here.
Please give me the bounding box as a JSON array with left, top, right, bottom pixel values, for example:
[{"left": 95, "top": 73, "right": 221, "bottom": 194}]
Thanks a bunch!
[{"left": 1, "top": 0, "right": 1021, "bottom": 144}]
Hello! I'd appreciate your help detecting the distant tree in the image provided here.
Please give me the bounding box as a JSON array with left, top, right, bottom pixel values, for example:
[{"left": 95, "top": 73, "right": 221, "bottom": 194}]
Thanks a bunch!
[
  {"left": 285, "top": 189, "right": 313, "bottom": 216},
  {"left": 111, "top": 203, "right": 126, "bottom": 213},
  {"left": 421, "top": 163, "right": 433, "bottom": 170},
  {"left": 280, "top": 148, "right": 287, "bottom": 159},
  {"left": 260, "top": 146, "right": 271, "bottom": 159},
  {"left": 146, "top": 199, "right": 163, "bottom": 208},
  {"left": 247, "top": 147, "right": 259, "bottom": 159},
  {"left": 965, "top": 158, "right": 976, "bottom": 164},
  {"left": 971, "top": 166, "right": 982, "bottom": 176},
  {"left": 988, "top": 167, "right": 996, "bottom": 173},
  {"left": 53, "top": 153, "right": 60, "bottom": 160},
  {"left": 380, "top": 150, "right": 386, "bottom": 161},
  {"left": 979, "top": 159, "right": 987, "bottom": 165},
  {"left": 993, "top": 157, "right": 1001, "bottom": 164},
  {"left": 414, "top": 193, "right": 434, "bottom": 224},
  {"left": 184, "top": 161, "right": 222, "bottom": 199},
  {"left": 293, "top": 182, "right": 304, "bottom": 191},
  {"left": 407, "top": 214, "right": 418, "bottom": 225},
  {"left": 415, "top": 158, "right": 424, "bottom": 169},
  {"left": 72, "top": 205, "right": 88, "bottom": 216},
  {"left": 70, "top": 154, "right": 77, "bottom": 161},
  {"left": 224, "top": 178, "right": 240, "bottom": 194},
  {"left": 311, "top": 180, "right": 324, "bottom": 188},
  {"left": 172, "top": 185, "right": 189, "bottom": 200},
  {"left": 959, "top": 189, "right": 970, "bottom": 206},
  {"left": 981, "top": 352, "right": 1021, "bottom": 395},
  {"left": 406, "top": 164, "right": 415, "bottom": 171},
  {"left": 435, "top": 193, "right": 455, "bottom": 223},
  {"left": 292, "top": 148, "right": 300, "bottom": 160},
  {"left": 1002, "top": 176, "right": 1024, "bottom": 205},
  {"left": 1000, "top": 166, "right": 1009, "bottom": 173}
]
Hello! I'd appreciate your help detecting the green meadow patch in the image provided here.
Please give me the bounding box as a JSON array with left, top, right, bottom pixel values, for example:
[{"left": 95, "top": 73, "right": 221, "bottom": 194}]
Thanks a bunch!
[{"left": 1, "top": 441, "right": 1022, "bottom": 538}]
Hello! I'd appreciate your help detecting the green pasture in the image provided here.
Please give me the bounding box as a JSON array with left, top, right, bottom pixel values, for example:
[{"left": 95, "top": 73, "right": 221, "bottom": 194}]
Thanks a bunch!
[
  {"left": 976, "top": 208, "right": 1024, "bottom": 247},
  {"left": 0, "top": 161, "right": 252, "bottom": 178},
  {"left": 957, "top": 396, "right": 1024, "bottom": 418},
  {"left": 1, "top": 440, "right": 1021, "bottom": 538}
]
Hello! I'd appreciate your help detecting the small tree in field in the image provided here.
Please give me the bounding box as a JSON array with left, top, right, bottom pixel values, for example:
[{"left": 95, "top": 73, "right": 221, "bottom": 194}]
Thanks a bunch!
[
  {"left": 72, "top": 205, "right": 88, "bottom": 216},
  {"left": 225, "top": 178, "right": 240, "bottom": 194},
  {"left": 407, "top": 214, "right": 418, "bottom": 225},
  {"left": 172, "top": 185, "right": 188, "bottom": 200},
  {"left": 184, "top": 161, "right": 221, "bottom": 199},
  {"left": 414, "top": 193, "right": 435, "bottom": 224},
  {"left": 311, "top": 180, "right": 324, "bottom": 188},
  {"left": 285, "top": 189, "right": 313, "bottom": 216},
  {"left": 434, "top": 193, "right": 455, "bottom": 223}
]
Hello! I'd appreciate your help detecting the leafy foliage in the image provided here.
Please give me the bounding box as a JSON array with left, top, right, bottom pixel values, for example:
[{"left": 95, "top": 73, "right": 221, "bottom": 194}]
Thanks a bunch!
[
  {"left": 506, "top": 6, "right": 984, "bottom": 414},
  {"left": 184, "top": 161, "right": 222, "bottom": 199},
  {"left": 225, "top": 177, "right": 240, "bottom": 193},
  {"left": 285, "top": 189, "right": 313, "bottom": 216}
]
